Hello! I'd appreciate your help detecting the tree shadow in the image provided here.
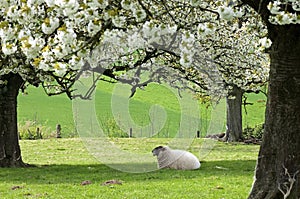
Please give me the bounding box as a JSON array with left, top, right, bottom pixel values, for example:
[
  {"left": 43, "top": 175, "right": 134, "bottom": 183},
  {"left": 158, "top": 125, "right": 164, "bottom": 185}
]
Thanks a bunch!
[{"left": 0, "top": 159, "right": 256, "bottom": 185}]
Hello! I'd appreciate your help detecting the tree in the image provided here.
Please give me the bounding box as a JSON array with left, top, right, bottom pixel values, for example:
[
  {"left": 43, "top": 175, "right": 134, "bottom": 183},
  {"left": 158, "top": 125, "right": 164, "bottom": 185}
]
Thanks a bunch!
[
  {"left": 89, "top": 0, "right": 300, "bottom": 197},
  {"left": 0, "top": 0, "right": 129, "bottom": 167},
  {"left": 3, "top": 1, "right": 299, "bottom": 197},
  {"left": 96, "top": 1, "right": 269, "bottom": 142},
  {"left": 225, "top": 85, "right": 243, "bottom": 141},
  {"left": 241, "top": 0, "right": 300, "bottom": 198},
  {"left": 0, "top": 1, "right": 268, "bottom": 168},
  {"left": 0, "top": 73, "right": 26, "bottom": 167}
]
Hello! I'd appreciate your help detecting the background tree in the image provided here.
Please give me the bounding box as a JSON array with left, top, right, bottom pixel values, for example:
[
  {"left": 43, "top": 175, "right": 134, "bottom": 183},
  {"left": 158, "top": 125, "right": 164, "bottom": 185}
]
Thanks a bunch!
[
  {"left": 93, "top": 0, "right": 269, "bottom": 142},
  {"left": 86, "top": 0, "right": 300, "bottom": 197}
]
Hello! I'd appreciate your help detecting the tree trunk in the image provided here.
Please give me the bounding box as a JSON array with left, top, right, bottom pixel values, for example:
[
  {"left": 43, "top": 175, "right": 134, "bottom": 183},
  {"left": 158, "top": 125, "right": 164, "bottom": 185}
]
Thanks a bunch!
[
  {"left": 248, "top": 27, "right": 300, "bottom": 198},
  {"left": 225, "top": 85, "right": 243, "bottom": 142},
  {"left": 0, "top": 73, "right": 27, "bottom": 167}
]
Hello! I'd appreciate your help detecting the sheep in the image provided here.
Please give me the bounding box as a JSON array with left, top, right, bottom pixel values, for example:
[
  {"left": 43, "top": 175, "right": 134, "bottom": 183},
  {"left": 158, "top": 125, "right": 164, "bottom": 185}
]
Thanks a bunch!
[{"left": 152, "top": 146, "right": 201, "bottom": 170}]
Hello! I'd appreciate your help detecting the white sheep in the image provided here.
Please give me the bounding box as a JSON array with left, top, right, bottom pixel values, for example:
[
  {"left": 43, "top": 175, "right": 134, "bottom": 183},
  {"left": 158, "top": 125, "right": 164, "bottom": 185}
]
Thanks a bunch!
[{"left": 152, "top": 146, "right": 201, "bottom": 170}]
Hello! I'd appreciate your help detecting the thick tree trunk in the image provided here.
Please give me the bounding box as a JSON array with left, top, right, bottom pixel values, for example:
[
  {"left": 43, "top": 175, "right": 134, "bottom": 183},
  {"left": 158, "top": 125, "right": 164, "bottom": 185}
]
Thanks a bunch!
[
  {"left": 0, "top": 73, "right": 27, "bottom": 167},
  {"left": 225, "top": 85, "right": 243, "bottom": 142},
  {"left": 248, "top": 27, "right": 300, "bottom": 198}
]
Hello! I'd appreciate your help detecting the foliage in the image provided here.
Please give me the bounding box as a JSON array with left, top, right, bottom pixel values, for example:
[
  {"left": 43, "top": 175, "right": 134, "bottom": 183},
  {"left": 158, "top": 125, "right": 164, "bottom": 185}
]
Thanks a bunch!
[
  {"left": 0, "top": 0, "right": 127, "bottom": 96},
  {"left": 243, "top": 123, "right": 265, "bottom": 140},
  {"left": 267, "top": 0, "right": 300, "bottom": 25},
  {"left": 18, "top": 120, "right": 52, "bottom": 140},
  {"left": 0, "top": 0, "right": 273, "bottom": 98},
  {"left": 99, "top": 117, "right": 129, "bottom": 138},
  {"left": 0, "top": 138, "right": 259, "bottom": 199},
  {"left": 79, "top": 0, "right": 271, "bottom": 98}
]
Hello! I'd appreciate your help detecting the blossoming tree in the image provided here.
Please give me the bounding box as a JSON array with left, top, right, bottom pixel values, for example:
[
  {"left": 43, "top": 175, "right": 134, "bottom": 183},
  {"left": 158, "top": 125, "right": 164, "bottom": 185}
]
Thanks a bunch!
[
  {"left": 83, "top": 0, "right": 300, "bottom": 197},
  {"left": 0, "top": 0, "right": 126, "bottom": 167},
  {"left": 113, "top": 2, "right": 300, "bottom": 196},
  {"left": 1, "top": 0, "right": 300, "bottom": 197},
  {"left": 93, "top": 0, "right": 270, "bottom": 142}
]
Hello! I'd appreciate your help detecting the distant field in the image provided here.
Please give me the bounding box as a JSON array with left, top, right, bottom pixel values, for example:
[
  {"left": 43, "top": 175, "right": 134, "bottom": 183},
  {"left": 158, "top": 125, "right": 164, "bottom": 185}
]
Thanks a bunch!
[{"left": 17, "top": 81, "right": 267, "bottom": 138}]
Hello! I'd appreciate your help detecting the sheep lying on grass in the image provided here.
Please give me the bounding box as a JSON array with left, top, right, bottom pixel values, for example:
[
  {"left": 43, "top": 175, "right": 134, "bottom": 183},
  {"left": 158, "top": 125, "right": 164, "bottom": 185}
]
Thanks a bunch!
[{"left": 152, "top": 146, "right": 200, "bottom": 170}]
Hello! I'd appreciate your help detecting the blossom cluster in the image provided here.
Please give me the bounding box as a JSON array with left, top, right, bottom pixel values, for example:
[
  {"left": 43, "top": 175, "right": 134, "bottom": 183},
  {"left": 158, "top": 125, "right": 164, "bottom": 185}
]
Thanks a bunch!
[
  {"left": 103, "top": 0, "right": 270, "bottom": 96},
  {"left": 267, "top": 0, "right": 300, "bottom": 25},
  {"left": 0, "top": 0, "right": 111, "bottom": 81},
  {"left": 0, "top": 0, "right": 271, "bottom": 98}
]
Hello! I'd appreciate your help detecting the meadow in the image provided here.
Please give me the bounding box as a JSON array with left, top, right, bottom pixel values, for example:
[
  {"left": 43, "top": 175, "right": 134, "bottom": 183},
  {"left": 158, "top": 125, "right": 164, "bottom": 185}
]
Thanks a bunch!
[
  {"left": 17, "top": 81, "right": 267, "bottom": 138},
  {"left": 3, "top": 82, "right": 266, "bottom": 198},
  {"left": 1, "top": 138, "right": 259, "bottom": 199}
]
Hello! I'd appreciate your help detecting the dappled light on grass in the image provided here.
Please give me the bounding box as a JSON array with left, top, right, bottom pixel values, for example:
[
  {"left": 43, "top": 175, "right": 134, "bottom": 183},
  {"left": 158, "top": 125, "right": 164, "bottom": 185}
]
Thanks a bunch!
[{"left": 4, "top": 138, "right": 260, "bottom": 198}]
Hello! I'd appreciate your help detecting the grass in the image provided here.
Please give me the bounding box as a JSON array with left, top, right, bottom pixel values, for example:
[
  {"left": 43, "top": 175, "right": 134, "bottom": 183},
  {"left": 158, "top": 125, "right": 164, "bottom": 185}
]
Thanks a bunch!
[
  {"left": 18, "top": 81, "right": 267, "bottom": 138},
  {"left": 0, "top": 138, "right": 259, "bottom": 199}
]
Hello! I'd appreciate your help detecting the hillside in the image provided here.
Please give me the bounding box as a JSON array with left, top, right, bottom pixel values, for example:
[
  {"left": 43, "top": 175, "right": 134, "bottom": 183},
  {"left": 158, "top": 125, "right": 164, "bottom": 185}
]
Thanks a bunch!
[{"left": 17, "top": 81, "right": 266, "bottom": 138}]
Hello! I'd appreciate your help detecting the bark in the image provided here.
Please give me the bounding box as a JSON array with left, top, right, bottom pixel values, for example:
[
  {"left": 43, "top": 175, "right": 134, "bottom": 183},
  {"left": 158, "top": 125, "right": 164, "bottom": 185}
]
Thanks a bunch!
[
  {"left": 248, "top": 26, "right": 300, "bottom": 198},
  {"left": 225, "top": 85, "right": 243, "bottom": 142},
  {"left": 0, "top": 73, "right": 27, "bottom": 167}
]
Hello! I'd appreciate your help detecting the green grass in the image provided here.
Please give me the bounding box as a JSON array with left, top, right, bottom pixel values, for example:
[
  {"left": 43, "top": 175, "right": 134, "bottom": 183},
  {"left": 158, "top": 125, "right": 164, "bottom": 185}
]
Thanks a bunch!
[
  {"left": 18, "top": 81, "right": 267, "bottom": 138},
  {"left": 0, "top": 138, "right": 259, "bottom": 199}
]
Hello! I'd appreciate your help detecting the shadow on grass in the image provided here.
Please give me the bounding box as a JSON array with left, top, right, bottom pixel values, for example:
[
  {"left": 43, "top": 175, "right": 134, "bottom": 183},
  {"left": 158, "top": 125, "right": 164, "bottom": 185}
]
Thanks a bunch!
[{"left": 0, "top": 160, "right": 256, "bottom": 185}]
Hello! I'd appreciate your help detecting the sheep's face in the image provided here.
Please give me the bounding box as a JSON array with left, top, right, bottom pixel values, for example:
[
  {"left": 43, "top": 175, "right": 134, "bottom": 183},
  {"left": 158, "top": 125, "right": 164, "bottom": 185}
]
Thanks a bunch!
[{"left": 152, "top": 146, "right": 165, "bottom": 156}]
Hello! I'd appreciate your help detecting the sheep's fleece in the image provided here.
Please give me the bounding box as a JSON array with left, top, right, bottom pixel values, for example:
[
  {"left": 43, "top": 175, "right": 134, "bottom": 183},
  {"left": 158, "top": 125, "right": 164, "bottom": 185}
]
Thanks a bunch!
[{"left": 152, "top": 146, "right": 200, "bottom": 170}]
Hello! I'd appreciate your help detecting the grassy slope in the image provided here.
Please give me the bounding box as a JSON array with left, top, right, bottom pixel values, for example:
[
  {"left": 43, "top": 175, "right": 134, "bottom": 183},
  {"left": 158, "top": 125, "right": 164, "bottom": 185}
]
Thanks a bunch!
[
  {"left": 17, "top": 86, "right": 76, "bottom": 137},
  {"left": 0, "top": 138, "right": 259, "bottom": 199},
  {"left": 18, "top": 82, "right": 267, "bottom": 137}
]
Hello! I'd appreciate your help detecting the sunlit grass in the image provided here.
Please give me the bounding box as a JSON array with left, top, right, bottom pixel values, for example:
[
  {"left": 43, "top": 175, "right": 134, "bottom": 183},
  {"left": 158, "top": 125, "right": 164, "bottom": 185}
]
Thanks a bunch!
[
  {"left": 18, "top": 82, "right": 266, "bottom": 138},
  {"left": 0, "top": 138, "right": 259, "bottom": 199}
]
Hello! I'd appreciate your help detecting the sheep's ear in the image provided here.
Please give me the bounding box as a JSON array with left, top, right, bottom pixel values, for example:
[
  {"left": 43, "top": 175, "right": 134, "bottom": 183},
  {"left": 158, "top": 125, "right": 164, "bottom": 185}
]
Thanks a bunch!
[
  {"left": 152, "top": 146, "right": 165, "bottom": 156},
  {"left": 153, "top": 146, "right": 163, "bottom": 151},
  {"left": 161, "top": 146, "right": 167, "bottom": 151}
]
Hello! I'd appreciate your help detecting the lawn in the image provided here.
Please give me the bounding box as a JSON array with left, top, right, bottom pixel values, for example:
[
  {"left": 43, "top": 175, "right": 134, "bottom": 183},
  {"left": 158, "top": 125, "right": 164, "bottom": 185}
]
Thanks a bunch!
[
  {"left": 0, "top": 138, "right": 259, "bottom": 199},
  {"left": 17, "top": 81, "right": 267, "bottom": 138}
]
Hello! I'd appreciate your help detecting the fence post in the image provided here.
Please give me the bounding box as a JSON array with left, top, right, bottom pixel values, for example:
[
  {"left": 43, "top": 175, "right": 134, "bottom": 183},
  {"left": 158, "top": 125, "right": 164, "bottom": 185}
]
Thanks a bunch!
[
  {"left": 197, "top": 130, "right": 200, "bottom": 138},
  {"left": 36, "top": 127, "right": 42, "bottom": 139},
  {"left": 129, "top": 128, "right": 132, "bottom": 138},
  {"left": 56, "top": 124, "right": 62, "bottom": 138}
]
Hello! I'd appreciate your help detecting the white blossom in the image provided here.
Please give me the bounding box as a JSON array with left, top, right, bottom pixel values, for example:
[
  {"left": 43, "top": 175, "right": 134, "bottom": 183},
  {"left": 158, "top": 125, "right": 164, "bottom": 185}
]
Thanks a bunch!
[
  {"left": 42, "top": 17, "right": 60, "bottom": 34},
  {"left": 87, "top": 20, "right": 102, "bottom": 36},
  {"left": 131, "top": 3, "right": 147, "bottom": 21},
  {"left": 53, "top": 62, "right": 68, "bottom": 76},
  {"left": 2, "top": 42, "right": 17, "bottom": 55},
  {"left": 121, "top": 0, "right": 132, "bottom": 10},
  {"left": 198, "top": 23, "right": 216, "bottom": 36},
  {"left": 56, "top": 0, "right": 80, "bottom": 16},
  {"left": 218, "top": 6, "right": 234, "bottom": 21},
  {"left": 259, "top": 37, "right": 272, "bottom": 50},
  {"left": 267, "top": 1, "right": 300, "bottom": 25},
  {"left": 21, "top": 36, "right": 45, "bottom": 59}
]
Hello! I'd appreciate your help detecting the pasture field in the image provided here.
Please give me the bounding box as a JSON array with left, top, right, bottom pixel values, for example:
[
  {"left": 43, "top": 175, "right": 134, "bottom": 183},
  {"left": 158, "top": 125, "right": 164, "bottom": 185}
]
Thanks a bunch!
[
  {"left": 17, "top": 81, "right": 267, "bottom": 138},
  {"left": 0, "top": 138, "right": 259, "bottom": 199}
]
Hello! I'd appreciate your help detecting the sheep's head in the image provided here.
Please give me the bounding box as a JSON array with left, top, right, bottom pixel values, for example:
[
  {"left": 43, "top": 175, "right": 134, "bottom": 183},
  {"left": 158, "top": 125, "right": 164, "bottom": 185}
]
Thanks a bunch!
[{"left": 152, "top": 146, "right": 166, "bottom": 156}]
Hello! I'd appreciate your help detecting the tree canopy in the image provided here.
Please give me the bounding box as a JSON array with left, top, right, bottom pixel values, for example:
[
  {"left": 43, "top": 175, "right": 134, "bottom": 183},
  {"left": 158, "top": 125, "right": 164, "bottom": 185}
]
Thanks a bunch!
[
  {"left": 0, "top": 0, "right": 270, "bottom": 98},
  {"left": 1, "top": 0, "right": 300, "bottom": 198}
]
